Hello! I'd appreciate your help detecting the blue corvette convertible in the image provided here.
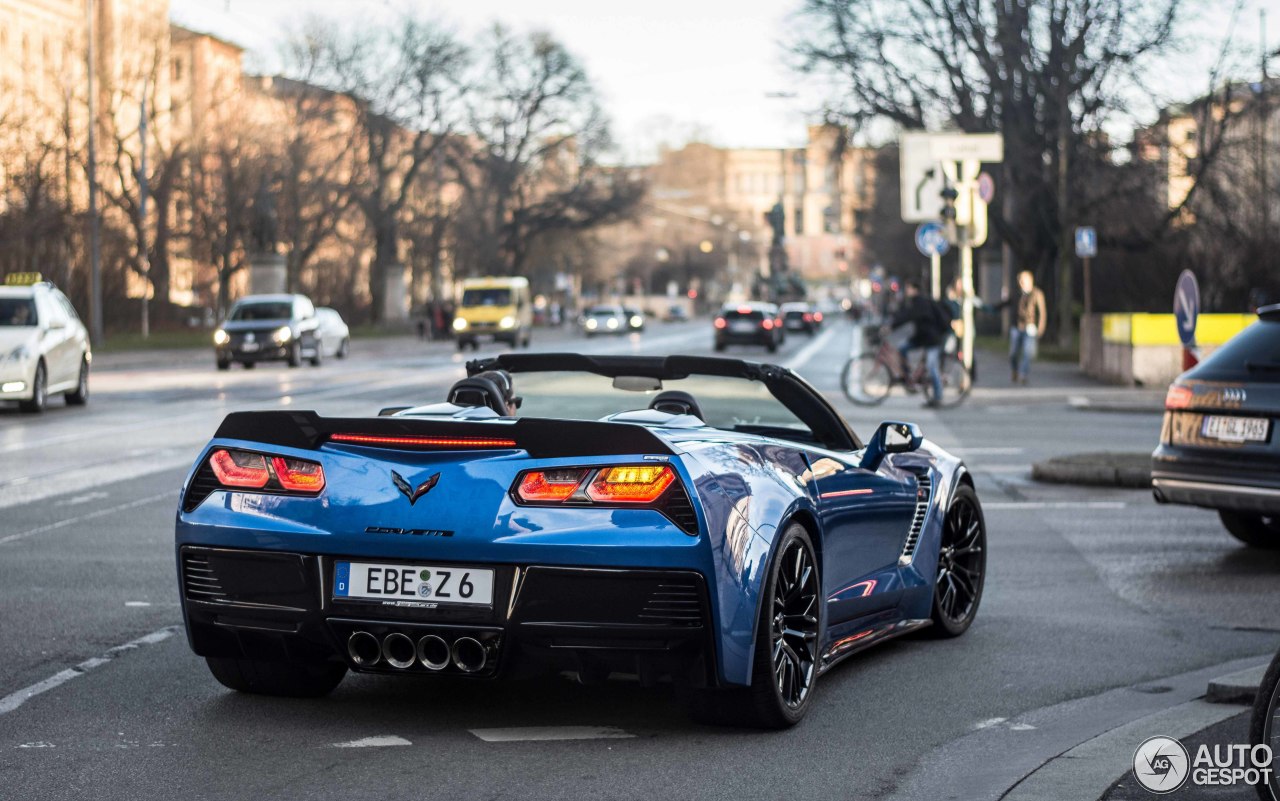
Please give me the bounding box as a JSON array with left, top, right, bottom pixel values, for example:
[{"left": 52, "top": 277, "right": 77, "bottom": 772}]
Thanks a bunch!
[{"left": 175, "top": 353, "right": 986, "bottom": 727}]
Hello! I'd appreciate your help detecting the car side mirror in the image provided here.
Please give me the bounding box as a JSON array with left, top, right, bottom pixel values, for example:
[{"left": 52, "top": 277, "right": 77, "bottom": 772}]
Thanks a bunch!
[{"left": 860, "top": 421, "right": 923, "bottom": 472}]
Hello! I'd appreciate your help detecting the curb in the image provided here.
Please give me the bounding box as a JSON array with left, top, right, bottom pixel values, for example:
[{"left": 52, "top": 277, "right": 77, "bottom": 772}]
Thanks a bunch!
[
  {"left": 1068, "top": 395, "right": 1164, "bottom": 414},
  {"left": 1206, "top": 664, "right": 1268, "bottom": 704},
  {"left": 1031, "top": 452, "right": 1152, "bottom": 489}
]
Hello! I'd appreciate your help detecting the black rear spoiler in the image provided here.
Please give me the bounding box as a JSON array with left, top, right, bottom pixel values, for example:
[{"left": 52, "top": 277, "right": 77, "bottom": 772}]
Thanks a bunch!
[{"left": 211, "top": 411, "right": 675, "bottom": 459}]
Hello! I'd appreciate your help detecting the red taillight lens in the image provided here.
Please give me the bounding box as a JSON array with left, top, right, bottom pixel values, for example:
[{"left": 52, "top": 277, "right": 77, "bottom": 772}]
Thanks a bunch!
[
  {"left": 586, "top": 465, "right": 675, "bottom": 503},
  {"left": 762, "top": 319, "right": 774, "bottom": 330},
  {"left": 814, "top": 312, "right": 823, "bottom": 322},
  {"left": 714, "top": 317, "right": 727, "bottom": 329},
  {"left": 271, "top": 456, "right": 326, "bottom": 493},
  {"left": 516, "top": 468, "right": 589, "bottom": 502},
  {"left": 737, "top": 305, "right": 752, "bottom": 315},
  {"left": 1165, "top": 385, "right": 1193, "bottom": 410},
  {"left": 209, "top": 449, "right": 270, "bottom": 488},
  {"left": 803, "top": 313, "right": 813, "bottom": 322}
]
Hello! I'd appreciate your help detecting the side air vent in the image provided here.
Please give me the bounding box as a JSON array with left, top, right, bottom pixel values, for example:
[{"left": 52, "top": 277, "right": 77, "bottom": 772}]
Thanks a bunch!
[
  {"left": 182, "top": 458, "right": 221, "bottom": 512},
  {"left": 661, "top": 486, "right": 699, "bottom": 535},
  {"left": 898, "top": 473, "right": 932, "bottom": 565},
  {"left": 638, "top": 579, "right": 705, "bottom": 626},
  {"left": 182, "top": 552, "right": 228, "bottom": 603}
]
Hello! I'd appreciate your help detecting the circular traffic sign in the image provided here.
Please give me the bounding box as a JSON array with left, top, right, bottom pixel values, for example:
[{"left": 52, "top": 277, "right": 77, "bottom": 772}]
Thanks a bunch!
[
  {"left": 915, "top": 222, "right": 949, "bottom": 257},
  {"left": 977, "top": 172, "right": 995, "bottom": 204},
  {"left": 1173, "top": 269, "right": 1199, "bottom": 347}
]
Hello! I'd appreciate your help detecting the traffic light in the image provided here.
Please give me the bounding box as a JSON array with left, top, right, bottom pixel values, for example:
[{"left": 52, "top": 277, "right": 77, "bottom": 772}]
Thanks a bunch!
[{"left": 940, "top": 184, "right": 959, "bottom": 222}]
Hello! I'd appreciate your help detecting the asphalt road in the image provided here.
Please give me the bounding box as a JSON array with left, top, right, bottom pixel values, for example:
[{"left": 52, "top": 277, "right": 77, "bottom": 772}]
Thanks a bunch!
[{"left": 1, "top": 320, "right": 1277, "bottom": 801}]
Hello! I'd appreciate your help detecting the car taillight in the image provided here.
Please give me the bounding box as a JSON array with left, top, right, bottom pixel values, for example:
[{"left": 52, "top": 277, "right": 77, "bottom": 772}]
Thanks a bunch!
[
  {"left": 1165, "top": 385, "right": 1193, "bottom": 410},
  {"left": 814, "top": 312, "right": 823, "bottom": 322},
  {"left": 762, "top": 319, "right": 774, "bottom": 330},
  {"left": 737, "top": 305, "right": 752, "bottom": 314},
  {"left": 714, "top": 317, "right": 727, "bottom": 329},
  {"left": 516, "top": 468, "right": 589, "bottom": 502},
  {"left": 803, "top": 313, "right": 813, "bottom": 322},
  {"left": 209, "top": 449, "right": 270, "bottom": 488},
  {"left": 587, "top": 465, "right": 675, "bottom": 503},
  {"left": 271, "top": 456, "right": 326, "bottom": 492}
]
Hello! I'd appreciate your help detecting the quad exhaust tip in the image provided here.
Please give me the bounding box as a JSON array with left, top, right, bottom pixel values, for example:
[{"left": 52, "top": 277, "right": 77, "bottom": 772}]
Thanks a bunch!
[
  {"left": 347, "top": 631, "right": 381, "bottom": 668},
  {"left": 417, "top": 635, "right": 451, "bottom": 671},
  {"left": 381, "top": 632, "right": 417, "bottom": 669},
  {"left": 451, "top": 636, "right": 487, "bottom": 673}
]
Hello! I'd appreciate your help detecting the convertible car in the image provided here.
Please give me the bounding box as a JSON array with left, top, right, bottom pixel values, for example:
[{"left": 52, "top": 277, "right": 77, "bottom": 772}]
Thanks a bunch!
[{"left": 175, "top": 354, "right": 986, "bottom": 728}]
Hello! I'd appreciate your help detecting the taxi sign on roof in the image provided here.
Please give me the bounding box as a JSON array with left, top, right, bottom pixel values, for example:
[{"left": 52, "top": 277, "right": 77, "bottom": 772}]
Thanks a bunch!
[{"left": 4, "top": 272, "right": 43, "bottom": 286}]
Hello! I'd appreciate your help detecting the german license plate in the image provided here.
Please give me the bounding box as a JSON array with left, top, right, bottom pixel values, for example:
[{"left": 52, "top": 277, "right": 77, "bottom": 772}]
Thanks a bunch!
[
  {"left": 730, "top": 321, "right": 755, "bottom": 333},
  {"left": 334, "top": 561, "right": 494, "bottom": 605},
  {"left": 1200, "top": 415, "right": 1269, "bottom": 443},
  {"left": 240, "top": 341, "right": 259, "bottom": 352}
]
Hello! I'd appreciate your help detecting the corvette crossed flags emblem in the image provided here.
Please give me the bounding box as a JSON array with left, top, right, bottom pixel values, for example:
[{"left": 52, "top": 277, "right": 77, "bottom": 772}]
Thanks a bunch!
[{"left": 391, "top": 471, "right": 441, "bottom": 506}]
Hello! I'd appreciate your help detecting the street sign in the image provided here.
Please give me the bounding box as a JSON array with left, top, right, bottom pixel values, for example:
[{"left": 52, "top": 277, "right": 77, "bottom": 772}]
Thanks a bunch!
[
  {"left": 977, "top": 172, "right": 995, "bottom": 203},
  {"left": 1173, "top": 269, "right": 1200, "bottom": 347},
  {"left": 900, "top": 133, "right": 1003, "bottom": 222},
  {"left": 1075, "top": 226, "right": 1097, "bottom": 259},
  {"left": 915, "top": 222, "right": 949, "bottom": 257}
]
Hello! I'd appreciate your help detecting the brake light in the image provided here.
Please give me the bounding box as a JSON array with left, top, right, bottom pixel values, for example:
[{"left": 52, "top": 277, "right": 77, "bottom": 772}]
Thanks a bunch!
[
  {"left": 762, "top": 319, "right": 774, "bottom": 330},
  {"left": 209, "top": 449, "right": 270, "bottom": 488},
  {"left": 587, "top": 465, "right": 675, "bottom": 503},
  {"left": 1165, "top": 385, "right": 1193, "bottom": 410},
  {"left": 516, "top": 469, "right": 589, "bottom": 502},
  {"left": 803, "top": 313, "right": 813, "bottom": 322},
  {"left": 271, "top": 456, "right": 326, "bottom": 492},
  {"left": 737, "top": 305, "right": 752, "bottom": 314},
  {"left": 714, "top": 317, "right": 727, "bottom": 329},
  {"left": 329, "top": 433, "right": 517, "bottom": 449},
  {"left": 814, "top": 312, "right": 823, "bottom": 322}
]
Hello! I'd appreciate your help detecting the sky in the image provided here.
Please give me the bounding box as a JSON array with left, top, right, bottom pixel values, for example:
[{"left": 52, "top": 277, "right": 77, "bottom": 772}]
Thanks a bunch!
[{"left": 170, "top": 0, "right": 1280, "bottom": 163}]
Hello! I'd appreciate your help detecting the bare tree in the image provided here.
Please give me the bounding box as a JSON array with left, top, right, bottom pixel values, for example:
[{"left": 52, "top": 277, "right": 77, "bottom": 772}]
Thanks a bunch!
[{"left": 793, "top": 0, "right": 1242, "bottom": 343}]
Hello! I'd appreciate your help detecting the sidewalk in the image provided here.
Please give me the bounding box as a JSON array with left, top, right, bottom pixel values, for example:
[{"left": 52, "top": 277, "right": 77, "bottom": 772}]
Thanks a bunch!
[{"left": 966, "top": 343, "right": 1164, "bottom": 410}]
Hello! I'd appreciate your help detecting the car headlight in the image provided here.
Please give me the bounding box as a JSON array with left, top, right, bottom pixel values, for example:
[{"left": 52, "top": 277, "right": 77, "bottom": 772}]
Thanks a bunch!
[
  {"left": 452, "top": 318, "right": 468, "bottom": 331},
  {"left": 606, "top": 318, "right": 619, "bottom": 329},
  {"left": 273, "top": 326, "right": 292, "bottom": 344},
  {"left": 630, "top": 316, "right": 643, "bottom": 327},
  {"left": 585, "top": 319, "right": 598, "bottom": 330},
  {"left": 499, "top": 316, "right": 516, "bottom": 330},
  {"left": 213, "top": 329, "right": 229, "bottom": 346}
]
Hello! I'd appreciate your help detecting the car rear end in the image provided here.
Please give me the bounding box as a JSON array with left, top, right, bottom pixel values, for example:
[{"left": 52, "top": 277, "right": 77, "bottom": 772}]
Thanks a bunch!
[
  {"left": 714, "top": 305, "right": 779, "bottom": 350},
  {"left": 1152, "top": 306, "right": 1280, "bottom": 545},
  {"left": 176, "top": 413, "right": 721, "bottom": 688}
]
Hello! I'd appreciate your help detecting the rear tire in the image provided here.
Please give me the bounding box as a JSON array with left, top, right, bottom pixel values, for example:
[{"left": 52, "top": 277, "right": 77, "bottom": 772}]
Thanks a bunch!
[
  {"left": 18, "top": 362, "right": 46, "bottom": 413},
  {"left": 309, "top": 342, "right": 323, "bottom": 367},
  {"left": 714, "top": 341, "right": 726, "bottom": 352},
  {"left": 1248, "top": 648, "right": 1280, "bottom": 801},
  {"left": 205, "top": 656, "right": 346, "bottom": 698},
  {"left": 337, "top": 338, "right": 350, "bottom": 359},
  {"left": 684, "top": 525, "right": 819, "bottom": 729},
  {"left": 1220, "top": 511, "right": 1280, "bottom": 549},
  {"left": 65, "top": 357, "right": 89, "bottom": 405},
  {"left": 767, "top": 341, "right": 778, "bottom": 354},
  {"left": 242, "top": 361, "right": 255, "bottom": 370}
]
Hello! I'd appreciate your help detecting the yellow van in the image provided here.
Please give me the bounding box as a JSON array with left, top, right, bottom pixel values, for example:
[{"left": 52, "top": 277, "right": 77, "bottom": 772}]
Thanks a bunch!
[{"left": 452, "top": 277, "right": 532, "bottom": 351}]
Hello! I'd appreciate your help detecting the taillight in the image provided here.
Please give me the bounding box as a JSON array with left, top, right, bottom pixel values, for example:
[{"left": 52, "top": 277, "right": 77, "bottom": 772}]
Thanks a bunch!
[
  {"left": 209, "top": 449, "right": 270, "bottom": 488},
  {"left": 814, "top": 312, "right": 823, "bottom": 322},
  {"left": 587, "top": 465, "right": 675, "bottom": 503},
  {"left": 516, "top": 468, "right": 589, "bottom": 502},
  {"left": 271, "top": 456, "right": 326, "bottom": 492},
  {"left": 714, "top": 317, "right": 727, "bottom": 329},
  {"left": 803, "top": 313, "right": 813, "bottom": 322},
  {"left": 762, "top": 319, "right": 774, "bottom": 330},
  {"left": 737, "top": 305, "right": 752, "bottom": 314},
  {"left": 1165, "top": 385, "right": 1193, "bottom": 410}
]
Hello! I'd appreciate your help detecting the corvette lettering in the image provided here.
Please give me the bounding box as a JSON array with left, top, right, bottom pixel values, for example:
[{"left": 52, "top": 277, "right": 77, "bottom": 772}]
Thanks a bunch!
[{"left": 364, "top": 526, "right": 453, "bottom": 537}]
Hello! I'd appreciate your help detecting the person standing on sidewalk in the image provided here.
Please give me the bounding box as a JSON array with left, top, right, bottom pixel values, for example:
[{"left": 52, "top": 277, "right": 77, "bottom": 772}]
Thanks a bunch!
[{"left": 999, "top": 270, "right": 1047, "bottom": 385}]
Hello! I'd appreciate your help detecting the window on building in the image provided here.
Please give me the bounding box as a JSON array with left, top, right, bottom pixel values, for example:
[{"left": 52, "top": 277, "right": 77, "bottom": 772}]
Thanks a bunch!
[{"left": 793, "top": 209, "right": 804, "bottom": 235}]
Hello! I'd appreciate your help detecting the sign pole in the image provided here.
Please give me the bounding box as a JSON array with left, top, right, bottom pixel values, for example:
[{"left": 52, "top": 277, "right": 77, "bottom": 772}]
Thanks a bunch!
[
  {"left": 1083, "top": 256, "right": 1092, "bottom": 316},
  {"left": 930, "top": 252, "right": 941, "bottom": 299},
  {"left": 961, "top": 238, "right": 974, "bottom": 373}
]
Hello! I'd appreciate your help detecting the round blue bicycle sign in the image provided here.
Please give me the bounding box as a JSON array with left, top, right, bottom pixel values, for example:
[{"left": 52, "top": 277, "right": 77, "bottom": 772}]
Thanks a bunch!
[{"left": 915, "top": 221, "right": 950, "bottom": 257}]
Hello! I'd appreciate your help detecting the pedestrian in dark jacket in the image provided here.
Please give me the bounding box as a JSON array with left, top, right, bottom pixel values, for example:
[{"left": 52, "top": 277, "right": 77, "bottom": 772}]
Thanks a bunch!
[{"left": 889, "top": 281, "right": 946, "bottom": 407}]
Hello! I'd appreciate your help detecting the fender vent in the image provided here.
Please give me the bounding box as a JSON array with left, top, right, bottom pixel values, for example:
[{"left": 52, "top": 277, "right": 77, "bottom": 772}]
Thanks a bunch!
[
  {"left": 182, "top": 552, "right": 228, "bottom": 602},
  {"left": 898, "top": 473, "right": 932, "bottom": 565}
]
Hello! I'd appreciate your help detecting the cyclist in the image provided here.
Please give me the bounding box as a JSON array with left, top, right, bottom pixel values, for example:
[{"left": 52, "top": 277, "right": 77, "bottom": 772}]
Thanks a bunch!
[{"left": 888, "top": 281, "right": 947, "bottom": 407}]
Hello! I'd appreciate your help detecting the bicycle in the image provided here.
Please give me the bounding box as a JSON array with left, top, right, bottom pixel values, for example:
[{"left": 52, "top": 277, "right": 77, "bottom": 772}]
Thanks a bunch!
[{"left": 841, "top": 328, "right": 972, "bottom": 407}]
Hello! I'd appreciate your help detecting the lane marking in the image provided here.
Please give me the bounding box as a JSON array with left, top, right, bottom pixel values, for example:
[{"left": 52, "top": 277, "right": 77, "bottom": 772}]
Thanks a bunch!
[
  {"left": 972, "top": 717, "right": 1007, "bottom": 730},
  {"left": 124, "top": 601, "right": 151, "bottom": 608},
  {"left": 783, "top": 324, "right": 841, "bottom": 372},
  {"left": 0, "top": 626, "right": 179, "bottom": 716},
  {"left": 54, "top": 491, "right": 111, "bottom": 507},
  {"left": 332, "top": 736, "right": 412, "bottom": 748},
  {"left": 469, "top": 726, "right": 635, "bottom": 743},
  {"left": 983, "top": 501, "right": 1128, "bottom": 510},
  {"left": 950, "top": 447, "right": 1025, "bottom": 455},
  {"left": 0, "top": 491, "right": 174, "bottom": 546}
]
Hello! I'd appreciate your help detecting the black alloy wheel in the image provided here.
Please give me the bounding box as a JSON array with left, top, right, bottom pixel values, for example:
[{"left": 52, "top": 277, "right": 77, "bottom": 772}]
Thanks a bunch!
[
  {"left": 929, "top": 484, "right": 986, "bottom": 637},
  {"left": 1249, "top": 648, "right": 1280, "bottom": 801},
  {"left": 769, "top": 530, "right": 820, "bottom": 711},
  {"left": 19, "top": 361, "right": 46, "bottom": 413}
]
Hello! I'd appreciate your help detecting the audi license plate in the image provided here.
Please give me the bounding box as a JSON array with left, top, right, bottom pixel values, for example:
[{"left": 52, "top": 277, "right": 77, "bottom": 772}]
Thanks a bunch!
[
  {"left": 1201, "top": 415, "right": 1269, "bottom": 443},
  {"left": 334, "top": 561, "right": 494, "bottom": 605}
]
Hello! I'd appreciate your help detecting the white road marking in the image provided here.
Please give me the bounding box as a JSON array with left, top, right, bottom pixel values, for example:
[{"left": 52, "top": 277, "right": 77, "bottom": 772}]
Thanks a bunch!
[
  {"left": 783, "top": 325, "right": 841, "bottom": 372},
  {"left": 1009, "top": 723, "right": 1037, "bottom": 731},
  {"left": 0, "top": 626, "right": 179, "bottom": 716},
  {"left": 469, "top": 726, "right": 636, "bottom": 743},
  {"left": 972, "top": 717, "right": 1007, "bottom": 730},
  {"left": 0, "top": 491, "right": 173, "bottom": 546},
  {"left": 951, "top": 447, "right": 1025, "bottom": 455},
  {"left": 983, "top": 501, "right": 1128, "bottom": 511},
  {"left": 332, "top": 736, "right": 412, "bottom": 748},
  {"left": 124, "top": 601, "right": 151, "bottom": 608},
  {"left": 55, "top": 491, "right": 111, "bottom": 507}
]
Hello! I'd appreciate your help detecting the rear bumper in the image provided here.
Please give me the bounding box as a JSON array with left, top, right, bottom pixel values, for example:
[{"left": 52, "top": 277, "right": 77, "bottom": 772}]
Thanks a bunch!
[
  {"left": 716, "top": 331, "right": 776, "bottom": 346},
  {"left": 179, "top": 545, "right": 717, "bottom": 686},
  {"left": 217, "top": 346, "right": 291, "bottom": 363},
  {"left": 1151, "top": 447, "right": 1280, "bottom": 513}
]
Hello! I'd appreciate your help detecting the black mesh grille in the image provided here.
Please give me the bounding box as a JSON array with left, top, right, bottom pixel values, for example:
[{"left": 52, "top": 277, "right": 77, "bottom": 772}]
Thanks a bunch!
[
  {"left": 182, "top": 459, "right": 221, "bottom": 512},
  {"left": 638, "top": 578, "right": 704, "bottom": 626},
  {"left": 182, "top": 552, "right": 228, "bottom": 603},
  {"left": 661, "top": 485, "right": 698, "bottom": 534}
]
